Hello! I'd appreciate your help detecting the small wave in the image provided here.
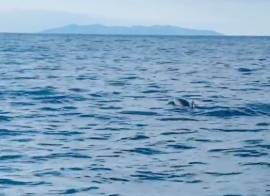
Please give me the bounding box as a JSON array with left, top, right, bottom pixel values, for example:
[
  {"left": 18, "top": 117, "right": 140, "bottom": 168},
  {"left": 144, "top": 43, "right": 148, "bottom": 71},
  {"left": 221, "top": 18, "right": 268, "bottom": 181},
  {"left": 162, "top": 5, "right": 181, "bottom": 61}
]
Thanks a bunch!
[
  {"left": 193, "top": 105, "right": 270, "bottom": 117},
  {"left": 123, "top": 148, "right": 164, "bottom": 155},
  {"left": 120, "top": 135, "right": 149, "bottom": 141},
  {"left": 256, "top": 122, "right": 269, "bottom": 126},
  {"left": 167, "top": 144, "right": 195, "bottom": 150},
  {"left": 159, "top": 117, "right": 198, "bottom": 121},
  {"left": 0, "top": 178, "right": 46, "bottom": 186},
  {"left": 32, "top": 153, "right": 91, "bottom": 161},
  {"left": 141, "top": 90, "right": 168, "bottom": 94},
  {"left": 58, "top": 187, "right": 99, "bottom": 194},
  {"left": 130, "top": 171, "right": 196, "bottom": 182},
  {"left": 161, "top": 130, "right": 197, "bottom": 135},
  {"left": 213, "top": 128, "right": 267, "bottom": 133},
  {"left": 208, "top": 147, "right": 268, "bottom": 158},
  {"left": 119, "top": 110, "right": 159, "bottom": 116},
  {"left": 241, "top": 162, "right": 270, "bottom": 167},
  {"left": 204, "top": 172, "right": 242, "bottom": 176},
  {"left": 0, "top": 155, "right": 23, "bottom": 161},
  {"left": 238, "top": 67, "right": 253, "bottom": 73},
  {"left": 0, "top": 115, "right": 12, "bottom": 122}
]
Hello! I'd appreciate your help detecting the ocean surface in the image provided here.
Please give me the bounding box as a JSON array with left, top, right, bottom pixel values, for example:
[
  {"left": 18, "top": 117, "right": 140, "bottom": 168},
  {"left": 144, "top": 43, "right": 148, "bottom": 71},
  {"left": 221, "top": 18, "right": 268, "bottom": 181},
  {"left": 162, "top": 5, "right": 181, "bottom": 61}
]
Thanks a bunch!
[{"left": 0, "top": 34, "right": 269, "bottom": 196}]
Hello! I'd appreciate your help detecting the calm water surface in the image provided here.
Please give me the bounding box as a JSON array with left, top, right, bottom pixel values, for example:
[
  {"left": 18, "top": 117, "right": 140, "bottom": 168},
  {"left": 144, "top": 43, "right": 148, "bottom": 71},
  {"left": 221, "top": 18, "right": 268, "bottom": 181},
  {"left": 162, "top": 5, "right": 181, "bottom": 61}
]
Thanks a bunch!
[{"left": 0, "top": 34, "right": 270, "bottom": 196}]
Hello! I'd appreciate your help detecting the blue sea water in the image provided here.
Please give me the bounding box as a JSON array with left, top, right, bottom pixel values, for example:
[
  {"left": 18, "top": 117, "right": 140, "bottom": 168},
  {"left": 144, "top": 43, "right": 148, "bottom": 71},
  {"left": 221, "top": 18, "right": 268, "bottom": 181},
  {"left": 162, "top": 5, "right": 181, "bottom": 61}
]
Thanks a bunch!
[{"left": 0, "top": 34, "right": 270, "bottom": 196}]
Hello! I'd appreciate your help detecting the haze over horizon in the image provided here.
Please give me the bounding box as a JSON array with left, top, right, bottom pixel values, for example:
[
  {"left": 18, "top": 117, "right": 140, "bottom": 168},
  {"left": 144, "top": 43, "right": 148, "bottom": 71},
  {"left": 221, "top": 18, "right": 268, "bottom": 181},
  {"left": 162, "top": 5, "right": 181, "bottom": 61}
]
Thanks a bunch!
[{"left": 0, "top": 0, "right": 270, "bottom": 36}]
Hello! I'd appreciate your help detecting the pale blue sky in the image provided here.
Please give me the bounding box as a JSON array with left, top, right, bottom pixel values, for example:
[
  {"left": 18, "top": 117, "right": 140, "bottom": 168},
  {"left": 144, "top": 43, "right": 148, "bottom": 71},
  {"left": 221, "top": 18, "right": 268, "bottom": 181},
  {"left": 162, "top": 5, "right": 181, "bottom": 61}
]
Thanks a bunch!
[{"left": 0, "top": 0, "right": 269, "bottom": 35}]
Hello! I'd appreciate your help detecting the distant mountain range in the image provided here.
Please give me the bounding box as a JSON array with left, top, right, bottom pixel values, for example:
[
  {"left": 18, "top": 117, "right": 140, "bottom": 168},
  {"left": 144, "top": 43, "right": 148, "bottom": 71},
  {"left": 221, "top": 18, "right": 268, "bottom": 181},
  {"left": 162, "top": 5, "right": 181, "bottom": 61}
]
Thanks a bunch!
[{"left": 39, "top": 24, "right": 223, "bottom": 36}]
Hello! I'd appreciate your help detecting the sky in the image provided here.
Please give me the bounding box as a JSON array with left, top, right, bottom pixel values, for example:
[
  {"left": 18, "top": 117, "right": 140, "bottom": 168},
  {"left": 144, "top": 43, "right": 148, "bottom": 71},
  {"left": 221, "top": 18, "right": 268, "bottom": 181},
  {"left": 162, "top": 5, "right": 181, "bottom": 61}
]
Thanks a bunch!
[{"left": 0, "top": 0, "right": 269, "bottom": 35}]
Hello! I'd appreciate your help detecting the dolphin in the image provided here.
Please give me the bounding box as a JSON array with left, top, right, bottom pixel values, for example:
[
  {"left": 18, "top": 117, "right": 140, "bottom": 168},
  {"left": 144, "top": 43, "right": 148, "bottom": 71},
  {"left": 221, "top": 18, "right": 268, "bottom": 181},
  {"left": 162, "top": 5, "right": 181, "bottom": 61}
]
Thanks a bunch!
[{"left": 168, "top": 98, "right": 196, "bottom": 108}]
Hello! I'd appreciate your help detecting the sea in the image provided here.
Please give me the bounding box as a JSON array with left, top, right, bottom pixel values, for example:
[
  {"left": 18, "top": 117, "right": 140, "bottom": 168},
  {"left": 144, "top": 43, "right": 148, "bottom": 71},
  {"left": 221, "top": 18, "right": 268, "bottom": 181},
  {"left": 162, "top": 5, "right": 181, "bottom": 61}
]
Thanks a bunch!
[{"left": 0, "top": 34, "right": 269, "bottom": 196}]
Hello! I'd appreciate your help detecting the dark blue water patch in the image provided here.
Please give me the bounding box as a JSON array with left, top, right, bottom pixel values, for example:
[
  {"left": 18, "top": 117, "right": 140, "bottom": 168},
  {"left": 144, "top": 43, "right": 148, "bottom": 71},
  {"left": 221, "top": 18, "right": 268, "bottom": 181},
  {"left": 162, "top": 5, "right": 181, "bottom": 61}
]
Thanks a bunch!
[
  {"left": 47, "top": 75, "right": 58, "bottom": 79},
  {"left": 131, "top": 171, "right": 196, "bottom": 182},
  {"left": 96, "top": 99, "right": 122, "bottom": 103},
  {"left": 43, "top": 131, "right": 84, "bottom": 136},
  {"left": 195, "top": 108, "right": 256, "bottom": 118},
  {"left": 0, "top": 178, "right": 46, "bottom": 186},
  {"left": 0, "top": 155, "right": 23, "bottom": 161},
  {"left": 130, "top": 172, "right": 166, "bottom": 181},
  {"left": 159, "top": 117, "right": 198, "bottom": 121},
  {"left": 79, "top": 114, "right": 95, "bottom": 118},
  {"left": 238, "top": 68, "right": 253, "bottom": 74},
  {"left": 11, "top": 138, "right": 33, "bottom": 142},
  {"left": 161, "top": 130, "right": 197, "bottom": 135},
  {"left": 95, "top": 127, "right": 129, "bottom": 131},
  {"left": 246, "top": 103, "right": 270, "bottom": 115},
  {"left": 122, "top": 95, "right": 147, "bottom": 99},
  {"left": 0, "top": 129, "right": 37, "bottom": 136},
  {"left": 243, "top": 139, "right": 263, "bottom": 145},
  {"left": 120, "top": 135, "right": 149, "bottom": 141},
  {"left": 58, "top": 186, "right": 99, "bottom": 194},
  {"left": 95, "top": 154, "right": 121, "bottom": 160},
  {"left": 208, "top": 148, "right": 237, "bottom": 153},
  {"left": 89, "top": 93, "right": 104, "bottom": 98},
  {"left": 61, "top": 167, "right": 84, "bottom": 171},
  {"left": 108, "top": 177, "right": 129, "bottom": 182},
  {"left": 14, "top": 76, "right": 39, "bottom": 80},
  {"left": 212, "top": 128, "right": 267, "bottom": 133},
  {"left": 186, "top": 180, "right": 202, "bottom": 183},
  {"left": 201, "top": 99, "right": 215, "bottom": 103},
  {"left": 136, "top": 124, "right": 147, "bottom": 127},
  {"left": 89, "top": 167, "right": 112, "bottom": 171},
  {"left": 256, "top": 122, "right": 269, "bottom": 126},
  {"left": 223, "top": 195, "right": 242, "bottom": 196},
  {"left": 32, "top": 153, "right": 91, "bottom": 161},
  {"left": 19, "top": 88, "right": 57, "bottom": 96},
  {"left": 188, "top": 138, "right": 221, "bottom": 143},
  {"left": 31, "top": 95, "right": 71, "bottom": 104},
  {"left": 88, "top": 136, "right": 110, "bottom": 140},
  {"left": 208, "top": 147, "right": 268, "bottom": 158},
  {"left": 34, "top": 171, "right": 62, "bottom": 177},
  {"left": 233, "top": 150, "right": 268, "bottom": 158},
  {"left": 167, "top": 67, "right": 179, "bottom": 72},
  {"left": 241, "top": 162, "right": 270, "bottom": 167},
  {"left": 107, "top": 81, "right": 128, "bottom": 86},
  {"left": 9, "top": 102, "right": 36, "bottom": 107},
  {"left": 156, "top": 61, "right": 175, "bottom": 65},
  {"left": 123, "top": 148, "right": 164, "bottom": 155},
  {"left": 38, "top": 143, "right": 63, "bottom": 147},
  {"left": 149, "top": 107, "right": 163, "bottom": 110},
  {"left": 68, "top": 88, "right": 88, "bottom": 92},
  {"left": 119, "top": 110, "right": 160, "bottom": 116},
  {"left": 76, "top": 75, "right": 99, "bottom": 81},
  {"left": 120, "top": 76, "right": 140, "bottom": 80},
  {"left": 9, "top": 102, "right": 36, "bottom": 106},
  {"left": 167, "top": 144, "right": 195, "bottom": 150},
  {"left": 0, "top": 115, "right": 12, "bottom": 122},
  {"left": 61, "top": 106, "right": 77, "bottom": 110},
  {"left": 79, "top": 126, "right": 95, "bottom": 130},
  {"left": 141, "top": 90, "right": 168, "bottom": 94},
  {"left": 204, "top": 172, "right": 242, "bottom": 176},
  {"left": 257, "top": 144, "right": 270, "bottom": 150},
  {"left": 39, "top": 107, "right": 59, "bottom": 111},
  {"left": 99, "top": 106, "right": 122, "bottom": 110},
  {"left": 189, "top": 162, "right": 207, "bottom": 165}
]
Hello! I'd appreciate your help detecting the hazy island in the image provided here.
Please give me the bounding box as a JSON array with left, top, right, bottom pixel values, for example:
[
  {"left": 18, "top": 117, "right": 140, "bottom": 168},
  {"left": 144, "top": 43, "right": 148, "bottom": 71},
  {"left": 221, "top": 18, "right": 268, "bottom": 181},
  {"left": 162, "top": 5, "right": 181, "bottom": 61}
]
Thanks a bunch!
[{"left": 39, "top": 24, "right": 223, "bottom": 36}]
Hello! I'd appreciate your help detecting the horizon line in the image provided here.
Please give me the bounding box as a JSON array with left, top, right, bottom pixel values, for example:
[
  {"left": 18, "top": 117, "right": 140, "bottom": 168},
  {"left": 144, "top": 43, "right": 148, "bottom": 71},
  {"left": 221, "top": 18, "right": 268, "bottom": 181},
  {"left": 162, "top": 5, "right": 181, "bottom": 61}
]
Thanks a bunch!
[{"left": 1, "top": 32, "right": 270, "bottom": 37}]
